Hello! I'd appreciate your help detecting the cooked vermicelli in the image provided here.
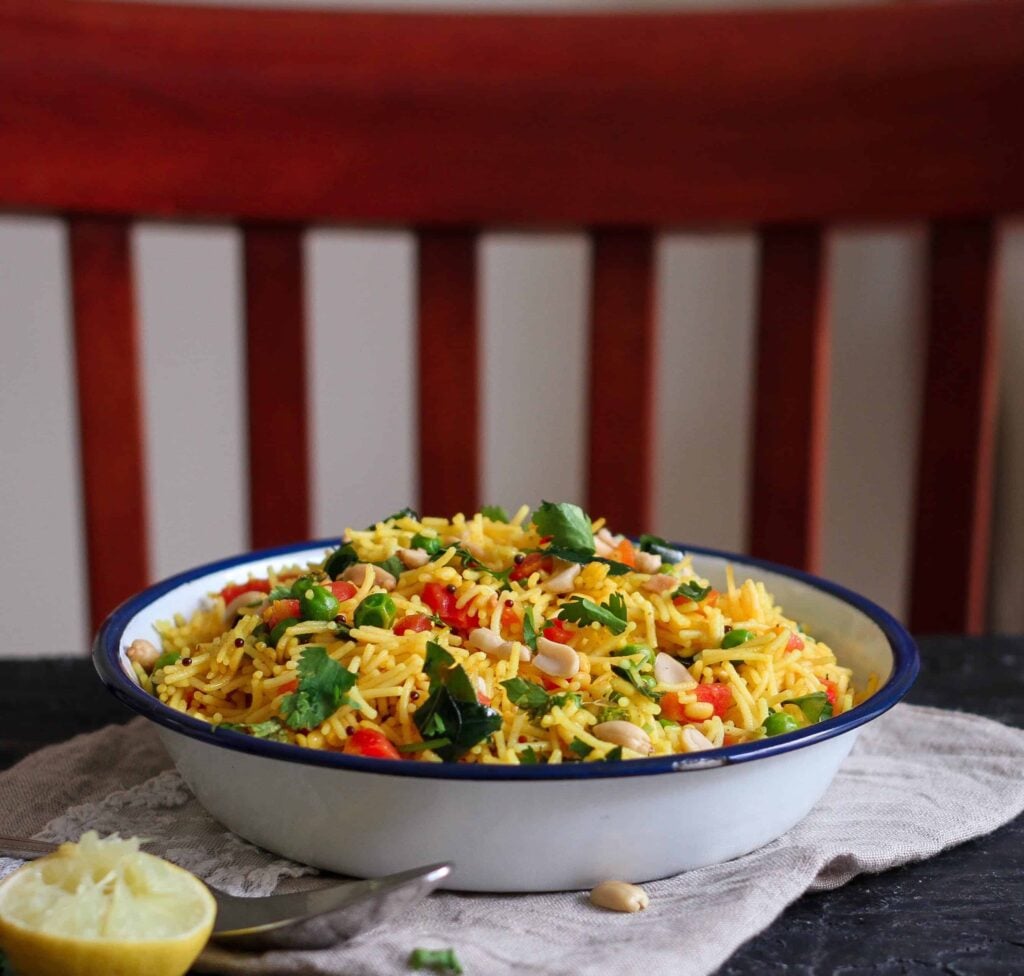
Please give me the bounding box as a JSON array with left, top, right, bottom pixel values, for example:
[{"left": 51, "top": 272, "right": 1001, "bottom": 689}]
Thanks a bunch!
[{"left": 126, "top": 502, "right": 872, "bottom": 764}]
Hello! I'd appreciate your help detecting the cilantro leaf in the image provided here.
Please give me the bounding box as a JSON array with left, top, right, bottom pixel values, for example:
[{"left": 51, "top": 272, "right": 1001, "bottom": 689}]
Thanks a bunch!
[
  {"left": 531, "top": 500, "right": 594, "bottom": 551},
  {"left": 481, "top": 505, "right": 510, "bottom": 522},
  {"left": 519, "top": 745, "right": 540, "bottom": 765},
  {"left": 280, "top": 646, "right": 356, "bottom": 730},
  {"left": 604, "top": 746, "right": 624, "bottom": 762},
  {"left": 415, "top": 641, "right": 502, "bottom": 761},
  {"left": 784, "top": 691, "right": 833, "bottom": 723},
  {"left": 501, "top": 677, "right": 580, "bottom": 719},
  {"left": 611, "top": 645, "right": 663, "bottom": 701},
  {"left": 673, "top": 580, "right": 712, "bottom": 603},
  {"left": 501, "top": 676, "right": 552, "bottom": 718},
  {"left": 522, "top": 607, "right": 538, "bottom": 652},
  {"left": 558, "top": 592, "right": 628, "bottom": 635},
  {"left": 409, "top": 947, "right": 463, "bottom": 974},
  {"left": 569, "top": 737, "right": 593, "bottom": 759}
]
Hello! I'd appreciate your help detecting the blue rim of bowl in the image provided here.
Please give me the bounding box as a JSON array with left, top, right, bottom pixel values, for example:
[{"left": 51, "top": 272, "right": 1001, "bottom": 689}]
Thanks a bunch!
[{"left": 94, "top": 537, "right": 920, "bottom": 781}]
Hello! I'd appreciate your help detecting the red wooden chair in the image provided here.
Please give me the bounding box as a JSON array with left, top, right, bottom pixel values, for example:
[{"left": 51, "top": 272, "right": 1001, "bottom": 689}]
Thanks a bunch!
[{"left": 2, "top": 0, "right": 1021, "bottom": 636}]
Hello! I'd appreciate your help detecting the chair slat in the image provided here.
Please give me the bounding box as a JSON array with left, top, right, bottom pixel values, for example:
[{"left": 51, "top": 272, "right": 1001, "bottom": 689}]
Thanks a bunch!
[
  {"left": 910, "top": 219, "right": 999, "bottom": 634},
  {"left": 417, "top": 229, "right": 479, "bottom": 516},
  {"left": 749, "top": 225, "right": 830, "bottom": 571},
  {"left": 68, "top": 217, "right": 149, "bottom": 631},
  {"left": 243, "top": 225, "right": 310, "bottom": 547},
  {"left": 586, "top": 230, "right": 656, "bottom": 535}
]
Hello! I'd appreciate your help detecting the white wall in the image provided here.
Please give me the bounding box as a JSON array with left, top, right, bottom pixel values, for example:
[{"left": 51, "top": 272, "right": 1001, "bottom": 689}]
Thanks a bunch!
[{"left": 2, "top": 0, "right": 1022, "bottom": 655}]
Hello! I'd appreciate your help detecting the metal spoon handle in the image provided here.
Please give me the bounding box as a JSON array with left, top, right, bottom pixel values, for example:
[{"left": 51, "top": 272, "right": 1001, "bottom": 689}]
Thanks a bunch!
[{"left": 0, "top": 836, "right": 58, "bottom": 861}]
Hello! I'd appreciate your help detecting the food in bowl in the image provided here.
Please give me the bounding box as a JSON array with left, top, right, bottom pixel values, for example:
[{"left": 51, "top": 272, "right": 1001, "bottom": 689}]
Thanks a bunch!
[{"left": 126, "top": 502, "right": 873, "bottom": 765}]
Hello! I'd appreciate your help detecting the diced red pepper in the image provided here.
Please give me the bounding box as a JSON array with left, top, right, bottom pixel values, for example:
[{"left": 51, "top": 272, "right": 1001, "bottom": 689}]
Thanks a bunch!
[
  {"left": 420, "top": 582, "right": 478, "bottom": 633},
  {"left": 540, "top": 675, "right": 565, "bottom": 692},
  {"left": 342, "top": 729, "right": 400, "bottom": 759},
  {"left": 541, "top": 619, "right": 575, "bottom": 645},
  {"left": 183, "top": 688, "right": 196, "bottom": 707},
  {"left": 695, "top": 683, "right": 733, "bottom": 717},
  {"left": 509, "top": 552, "right": 553, "bottom": 582},
  {"left": 723, "top": 734, "right": 741, "bottom": 746},
  {"left": 329, "top": 580, "right": 358, "bottom": 603},
  {"left": 822, "top": 679, "right": 839, "bottom": 708},
  {"left": 538, "top": 535, "right": 554, "bottom": 545},
  {"left": 660, "top": 692, "right": 687, "bottom": 722},
  {"left": 394, "top": 613, "right": 433, "bottom": 636},
  {"left": 278, "top": 678, "right": 298, "bottom": 696},
  {"left": 221, "top": 579, "right": 271, "bottom": 605},
  {"left": 501, "top": 605, "right": 519, "bottom": 633},
  {"left": 609, "top": 538, "right": 637, "bottom": 568},
  {"left": 786, "top": 631, "right": 805, "bottom": 652},
  {"left": 263, "top": 599, "right": 301, "bottom": 629}
]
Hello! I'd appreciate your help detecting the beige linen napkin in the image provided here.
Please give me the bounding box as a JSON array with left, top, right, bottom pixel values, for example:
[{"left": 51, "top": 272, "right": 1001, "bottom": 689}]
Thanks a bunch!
[{"left": 2, "top": 703, "right": 1023, "bottom": 976}]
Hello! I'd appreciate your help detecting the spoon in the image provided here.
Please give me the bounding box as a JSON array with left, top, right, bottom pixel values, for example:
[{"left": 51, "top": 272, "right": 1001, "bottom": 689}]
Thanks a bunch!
[{"left": 0, "top": 836, "right": 451, "bottom": 951}]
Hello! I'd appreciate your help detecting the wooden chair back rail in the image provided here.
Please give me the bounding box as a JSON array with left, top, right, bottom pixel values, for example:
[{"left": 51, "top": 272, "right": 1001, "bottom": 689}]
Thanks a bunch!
[{"left": 7, "top": 0, "right": 1021, "bottom": 635}]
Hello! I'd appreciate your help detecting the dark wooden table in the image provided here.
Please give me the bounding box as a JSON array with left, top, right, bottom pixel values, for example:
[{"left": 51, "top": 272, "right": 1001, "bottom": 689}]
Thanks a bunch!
[{"left": 2, "top": 637, "right": 1022, "bottom": 974}]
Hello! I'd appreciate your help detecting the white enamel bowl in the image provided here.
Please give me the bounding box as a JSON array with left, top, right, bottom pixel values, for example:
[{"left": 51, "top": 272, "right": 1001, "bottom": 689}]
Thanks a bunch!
[{"left": 95, "top": 539, "right": 918, "bottom": 892}]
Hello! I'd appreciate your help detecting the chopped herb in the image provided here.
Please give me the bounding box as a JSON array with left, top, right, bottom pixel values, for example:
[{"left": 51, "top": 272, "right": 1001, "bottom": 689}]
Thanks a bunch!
[
  {"left": 280, "top": 646, "right": 356, "bottom": 730},
  {"left": 783, "top": 691, "right": 833, "bottom": 724},
  {"left": 415, "top": 641, "right": 502, "bottom": 761},
  {"left": 268, "top": 583, "right": 293, "bottom": 600},
  {"left": 519, "top": 746, "right": 540, "bottom": 764},
  {"left": 409, "top": 947, "right": 463, "bottom": 974},
  {"left": 569, "top": 737, "right": 593, "bottom": 758},
  {"left": 598, "top": 705, "right": 630, "bottom": 723},
  {"left": 637, "top": 534, "right": 685, "bottom": 564},
  {"left": 530, "top": 500, "right": 594, "bottom": 551},
  {"left": 324, "top": 542, "right": 359, "bottom": 579},
  {"left": 658, "top": 717, "right": 681, "bottom": 728},
  {"left": 612, "top": 645, "right": 663, "bottom": 701},
  {"left": 540, "top": 545, "right": 631, "bottom": 576},
  {"left": 501, "top": 676, "right": 552, "bottom": 718},
  {"left": 673, "top": 580, "right": 712, "bottom": 603},
  {"left": 604, "top": 746, "right": 624, "bottom": 762},
  {"left": 371, "top": 507, "right": 420, "bottom": 528},
  {"left": 522, "top": 607, "right": 538, "bottom": 651},
  {"left": 218, "top": 718, "right": 291, "bottom": 742},
  {"left": 481, "top": 505, "right": 510, "bottom": 522},
  {"left": 396, "top": 737, "right": 451, "bottom": 753},
  {"left": 374, "top": 555, "right": 406, "bottom": 581},
  {"left": 152, "top": 650, "right": 180, "bottom": 672},
  {"left": 501, "top": 677, "right": 581, "bottom": 719},
  {"left": 558, "top": 592, "right": 628, "bottom": 635}
]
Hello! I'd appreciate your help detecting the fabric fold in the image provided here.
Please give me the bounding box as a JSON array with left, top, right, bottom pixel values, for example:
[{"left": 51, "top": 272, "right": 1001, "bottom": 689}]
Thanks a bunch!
[{"left": 1, "top": 703, "right": 1022, "bottom": 976}]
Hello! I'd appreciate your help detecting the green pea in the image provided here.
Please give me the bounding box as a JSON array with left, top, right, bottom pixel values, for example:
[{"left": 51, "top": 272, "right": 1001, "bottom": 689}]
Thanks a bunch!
[
  {"left": 152, "top": 650, "right": 180, "bottom": 672},
  {"left": 410, "top": 533, "right": 441, "bottom": 556},
  {"left": 299, "top": 584, "right": 339, "bottom": 622},
  {"left": 270, "top": 617, "right": 299, "bottom": 645},
  {"left": 354, "top": 592, "right": 397, "bottom": 629},
  {"left": 721, "top": 628, "right": 754, "bottom": 649},
  {"left": 763, "top": 712, "right": 800, "bottom": 736}
]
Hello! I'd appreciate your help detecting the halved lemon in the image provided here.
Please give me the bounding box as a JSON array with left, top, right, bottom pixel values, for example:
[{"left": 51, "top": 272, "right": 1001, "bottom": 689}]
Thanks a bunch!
[{"left": 0, "top": 831, "right": 215, "bottom": 976}]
